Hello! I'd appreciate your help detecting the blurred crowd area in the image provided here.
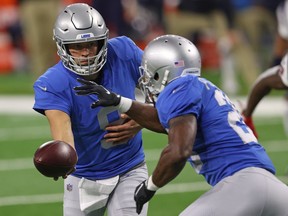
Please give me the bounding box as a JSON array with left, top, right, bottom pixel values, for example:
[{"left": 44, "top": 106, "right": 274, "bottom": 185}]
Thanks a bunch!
[{"left": 0, "top": 0, "right": 284, "bottom": 94}]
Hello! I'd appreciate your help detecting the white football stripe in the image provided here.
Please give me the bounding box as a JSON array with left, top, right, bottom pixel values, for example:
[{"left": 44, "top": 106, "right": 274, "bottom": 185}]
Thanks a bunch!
[{"left": 0, "top": 96, "right": 286, "bottom": 117}]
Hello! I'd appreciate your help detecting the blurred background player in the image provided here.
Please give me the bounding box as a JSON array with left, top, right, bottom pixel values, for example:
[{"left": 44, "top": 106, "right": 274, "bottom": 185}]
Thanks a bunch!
[
  {"left": 242, "top": 0, "right": 288, "bottom": 137},
  {"left": 74, "top": 34, "right": 288, "bottom": 215},
  {"left": 163, "top": 0, "right": 240, "bottom": 95},
  {"left": 163, "top": 0, "right": 277, "bottom": 95},
  {"left": 272, "top": 0, "right": 288, "bottom": 66},
  {"left": 92, "top": 0, "right": 165, "bottom": 49},
  {"left": 32, "top": 3, "right": 149, "bottom": 216},
  {"left": 273, "top": 0, "right": 288, "bottom": 135},
  {"left": 232, "top": 0, "right": 282, "bottom": 70},
  {"left": 242, "top": 53, "right": 288, "bottom": 138},
  {"left": 19, "top": 0, "right": 61, "bottom": 78}
]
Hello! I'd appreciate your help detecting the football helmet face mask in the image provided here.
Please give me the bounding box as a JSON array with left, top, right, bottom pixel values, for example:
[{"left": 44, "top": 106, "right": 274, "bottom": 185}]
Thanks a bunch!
[
  {"left": 53, "top": 3, "right": 109, "bottom": 76},
  {"left": 139, "top": 35, "right": 201, "bottom": 103}
]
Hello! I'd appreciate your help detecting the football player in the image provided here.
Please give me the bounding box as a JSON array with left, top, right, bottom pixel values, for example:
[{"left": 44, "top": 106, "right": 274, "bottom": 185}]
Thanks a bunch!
[
  {"left": 272, "top": 0, "right": 288, "bottom": 66},
  {"left": 33, "top": 3, "right": 148, "bottom": 216},
  {"left": 242, "top": 53, "right": 288, "bottom": 137},
  {"left": 75, "top": 34, "right": 288, "bottom": 215},
  {"left": 242, "top": 0, "right": 288, "bottom": 137}
]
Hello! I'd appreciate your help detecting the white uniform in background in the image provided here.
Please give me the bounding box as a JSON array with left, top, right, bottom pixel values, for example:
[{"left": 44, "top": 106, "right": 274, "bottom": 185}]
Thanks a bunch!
[{"left": 276, "top": 1, "right": 288, "bottom": 136}]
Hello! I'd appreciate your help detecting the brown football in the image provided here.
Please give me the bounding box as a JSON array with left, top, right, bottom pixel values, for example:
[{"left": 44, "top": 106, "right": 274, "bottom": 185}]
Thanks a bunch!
[{"left": 33, "top": 140, "right": 77, "bottom": 178}]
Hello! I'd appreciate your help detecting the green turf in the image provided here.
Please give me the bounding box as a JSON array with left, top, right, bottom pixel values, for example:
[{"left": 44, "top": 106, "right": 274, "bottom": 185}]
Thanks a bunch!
[
  {"left": 0, "top": 114, "right": 287, "bottom": 215},
  {"left": 0, "top": 70, "right": 247, "bottom": 95},
  {"left": 0, "top": 203, "right": 63, "bottom": 216},
  {"left": 2, "top": 71, "right": 227, "bottom": 95},
  {"left": 0, "top": 73, "right": 35, "bottom": 95},
  {"left": 0, "top": 70, "right": 285, "bottom": 97},
  {"left": 149, "top": 192, "right": 204, "bottom": 216}
]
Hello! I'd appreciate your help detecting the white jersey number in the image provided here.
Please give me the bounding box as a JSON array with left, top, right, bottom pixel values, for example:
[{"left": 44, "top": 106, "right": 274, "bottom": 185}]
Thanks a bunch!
[
  {"left": 97, "top": 107, "right": 124, "bottom": 149},
  {"left": 214, "top": 89, "right": 257, "bottom": 144}
]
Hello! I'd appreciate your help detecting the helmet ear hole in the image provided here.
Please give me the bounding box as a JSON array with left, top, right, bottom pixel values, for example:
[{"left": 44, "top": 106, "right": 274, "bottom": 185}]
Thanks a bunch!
[{"left": 154, "top": 72, "right": 159, "bottom": 81}]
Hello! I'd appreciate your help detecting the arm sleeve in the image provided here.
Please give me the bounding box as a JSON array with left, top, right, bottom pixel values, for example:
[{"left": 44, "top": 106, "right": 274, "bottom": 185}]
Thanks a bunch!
[
  {"left": 277, "top": 2, "right": 288, "bottom": 40},
  {"left": 33, "top": 79, "right": 71, "bottom": 115},
  {"left": 157, "top": 79, "right": 202, "bottom": 128}
]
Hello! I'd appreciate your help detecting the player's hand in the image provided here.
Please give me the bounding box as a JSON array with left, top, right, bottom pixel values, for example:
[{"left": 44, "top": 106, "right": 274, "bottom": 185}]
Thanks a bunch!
[
  {"left": 105, "top": 114, "right": 142, "bottom": 145},
  {"left": 74, "top": 78, "right": 121, "bottom": 108},
  {"left": 242, "top": 115, "right": 258, "bottom": 139},
  {"left": 53, "top": 167, "right": 76, "bottom": 181},
  {"left": 134, "top": 180, "right": 156, "bottom": 214}
]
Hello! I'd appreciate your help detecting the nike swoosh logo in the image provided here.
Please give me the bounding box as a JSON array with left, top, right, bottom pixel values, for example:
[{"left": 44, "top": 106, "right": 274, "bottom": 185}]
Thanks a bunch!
[
  {"left": 135, "top": 183, "right": 144, "bottom": 195},
  {"left": 38, "top": 85, "right": 47, "bottom": 91},
  {"left": 172, "top": 87, "right": 181, "bottom": 94},
  {"left": 172, "top": 85, "right": 185, "bottom": 94}
]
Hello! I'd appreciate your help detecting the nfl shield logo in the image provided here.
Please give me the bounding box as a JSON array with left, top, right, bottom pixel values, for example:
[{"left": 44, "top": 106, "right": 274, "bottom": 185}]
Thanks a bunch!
[{"left": 66, "top": 183, "right": 73, "bottom": 192}]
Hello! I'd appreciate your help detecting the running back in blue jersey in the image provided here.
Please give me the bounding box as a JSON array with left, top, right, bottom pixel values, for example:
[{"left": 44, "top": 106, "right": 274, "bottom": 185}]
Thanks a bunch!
[
  {"left": 156, "top": 75, "right": 275, "bottom": 186},
  {"left": 33, "top": 36, "right": 145, "bottom": 180}
]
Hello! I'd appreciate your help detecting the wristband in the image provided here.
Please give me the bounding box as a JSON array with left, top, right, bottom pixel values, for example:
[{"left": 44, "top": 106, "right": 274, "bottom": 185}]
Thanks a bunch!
[
  {"left": 118, "top": 97, "right": 132, "bottom": 113},
  {"left": 146, "top": 175, "right": 159, "bottom": 191},
  {"left": 244, "top": 116, "right": 252, "bottom": 124}
]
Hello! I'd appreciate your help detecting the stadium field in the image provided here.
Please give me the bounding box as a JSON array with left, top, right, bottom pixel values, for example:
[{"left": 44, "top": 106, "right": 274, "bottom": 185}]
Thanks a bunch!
[{"left": 0, "top": 113, "right": 287, "bottom": 216}]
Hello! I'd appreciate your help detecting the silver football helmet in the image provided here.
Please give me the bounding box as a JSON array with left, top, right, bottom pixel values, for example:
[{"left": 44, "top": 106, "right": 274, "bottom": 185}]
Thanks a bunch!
[
  {"left": 139, "top": 34, "right": 201, "bottom": 103},
  {"left": 53, "top": 3, "right": 109, "bottom": 76}
]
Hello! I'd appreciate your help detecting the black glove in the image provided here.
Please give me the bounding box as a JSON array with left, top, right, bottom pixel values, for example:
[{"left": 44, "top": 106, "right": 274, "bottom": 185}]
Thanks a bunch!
[
  {"left": 74, "top": 78, "right": 121, "bottom": 108},
  {"left": 134, "top": 180, "right": 156, "bottom": 214}
]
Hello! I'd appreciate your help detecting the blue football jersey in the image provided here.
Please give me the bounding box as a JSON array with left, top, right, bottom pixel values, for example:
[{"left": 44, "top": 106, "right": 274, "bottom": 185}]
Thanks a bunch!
[
  {"left": 156, "top": 75, "right": 275, "bottom": 186},
  {"left": 33, "top": 36, "right": 145, "bottom": 180}
]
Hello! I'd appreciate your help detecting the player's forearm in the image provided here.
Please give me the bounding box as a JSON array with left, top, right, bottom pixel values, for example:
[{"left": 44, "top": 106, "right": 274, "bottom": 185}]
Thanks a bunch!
[
  {"left": 244, "top": 80, "right": 271, "bottom": 117},
  {"left": 244, "top": 69, "right": 284, "bottom": 117},
  {"left": 50, "top": 125, "right": 75, "bottom": 149},
  {"left": 152, "top": 145, "right": 187, "bottom": 187},
  {"left": 152, "top": 115, "right": 195, "bottom": 187},
  {"left": 45, "top": 110, "right": 75, "bottom": 149},
  {"left": 126, "top": 101, "right": 166, "bottom": 134}
]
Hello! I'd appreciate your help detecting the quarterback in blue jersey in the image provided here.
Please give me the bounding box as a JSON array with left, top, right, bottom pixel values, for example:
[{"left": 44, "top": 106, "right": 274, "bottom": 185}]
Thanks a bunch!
[
  {"left": 33, "top": 3, "right": 148, "bottom": 216},
  {"left": 75, "top": 34, "right": 288, "bottom": 215}
]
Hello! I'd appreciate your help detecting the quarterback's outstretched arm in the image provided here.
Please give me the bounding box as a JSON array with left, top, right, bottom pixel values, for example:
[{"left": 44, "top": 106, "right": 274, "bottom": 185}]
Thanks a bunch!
[{"left": 243, "top": 68, "right": 288, "bottom": 118}]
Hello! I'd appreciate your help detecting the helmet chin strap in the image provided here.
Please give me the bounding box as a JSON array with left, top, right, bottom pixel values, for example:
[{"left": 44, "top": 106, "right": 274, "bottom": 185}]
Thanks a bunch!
[{"left": 159, "top": 70, "right": 169, "bottom": 92}]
